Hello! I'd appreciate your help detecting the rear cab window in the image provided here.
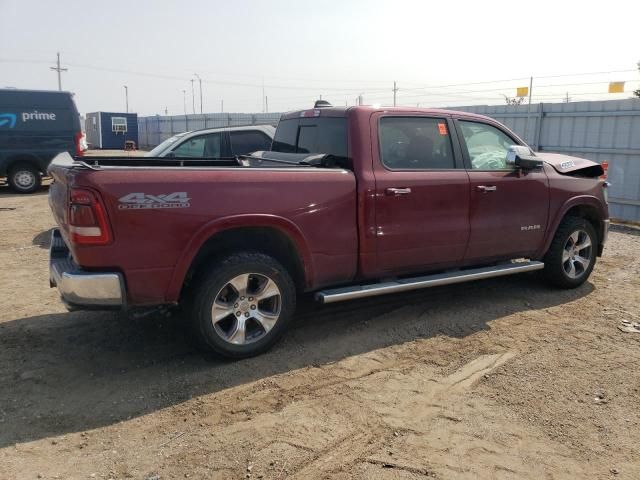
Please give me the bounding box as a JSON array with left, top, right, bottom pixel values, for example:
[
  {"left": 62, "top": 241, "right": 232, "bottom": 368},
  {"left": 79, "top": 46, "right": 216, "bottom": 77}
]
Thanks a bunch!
[{"left": 272, "top": 117, "right": 348, "bottom": 159}]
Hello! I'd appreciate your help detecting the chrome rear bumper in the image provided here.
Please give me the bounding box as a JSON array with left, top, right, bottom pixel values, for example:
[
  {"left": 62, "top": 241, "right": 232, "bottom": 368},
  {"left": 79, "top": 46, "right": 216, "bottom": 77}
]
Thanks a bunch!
[{"left": 49, "top": 229, "right": 125, "bottom": 310}]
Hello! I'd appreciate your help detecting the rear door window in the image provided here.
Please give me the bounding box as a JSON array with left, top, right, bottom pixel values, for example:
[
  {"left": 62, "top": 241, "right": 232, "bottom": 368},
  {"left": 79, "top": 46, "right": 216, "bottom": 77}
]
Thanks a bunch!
[
  {"left": 229, "top": 130, "right": 272, "bottom": 155},
  {"left": 379, "top": 117, "right": 455, "bottom": 170},
  {"left": 172, "top": 133, "right": 223, "bottom": 158}
]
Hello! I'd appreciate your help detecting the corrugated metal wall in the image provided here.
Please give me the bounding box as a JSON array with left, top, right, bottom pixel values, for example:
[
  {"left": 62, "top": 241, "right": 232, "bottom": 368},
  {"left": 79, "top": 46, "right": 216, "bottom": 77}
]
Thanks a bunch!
[
  {"left": 138, "top": 99, "right": 640, "bottom": 222},
  {"left": 448, "top": 99, "right": 640, "bottom": 222},
  {"left": 137, "top": 112, "right": 282, "bottom": 150}
]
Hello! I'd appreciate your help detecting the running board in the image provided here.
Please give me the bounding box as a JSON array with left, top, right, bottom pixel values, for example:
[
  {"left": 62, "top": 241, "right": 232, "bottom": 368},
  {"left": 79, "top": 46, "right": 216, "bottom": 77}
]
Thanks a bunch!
[{"left": 315, "top": 261, "right": 544, "bottom": 304}]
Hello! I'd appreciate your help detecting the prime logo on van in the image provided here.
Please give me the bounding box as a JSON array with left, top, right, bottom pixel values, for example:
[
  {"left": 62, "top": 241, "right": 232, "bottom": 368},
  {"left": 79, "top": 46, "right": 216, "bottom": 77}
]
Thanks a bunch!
[
  {"left": 0, "top": 111, "right": 57, "bottom": 128},
  {"left": 0, "top": 113, "right": 17, "bottom": 128},
  {"left": 22, "top": 111, "right": 57, "bottom": 122}
]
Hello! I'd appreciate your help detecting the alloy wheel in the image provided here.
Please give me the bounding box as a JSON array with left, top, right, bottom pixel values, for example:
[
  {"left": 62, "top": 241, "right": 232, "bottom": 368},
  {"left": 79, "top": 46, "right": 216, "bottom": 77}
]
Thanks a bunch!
[
  {"left": 211, "top": 273, "right": 282, "bottom": 345},
  {"left": 562, "top": 229, "right": 593, "bottom": 279}
]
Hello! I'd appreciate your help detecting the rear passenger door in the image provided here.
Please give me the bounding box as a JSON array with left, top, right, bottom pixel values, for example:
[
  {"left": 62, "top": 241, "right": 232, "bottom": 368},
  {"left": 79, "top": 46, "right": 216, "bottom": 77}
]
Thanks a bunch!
[
  {"left": 229, "top": 130, "right": 272, "bottom": 156},
  {"left": 372, "top": 114, "right": 471, "bottom": 275},
  {"left": 455, "top": 119, "right": 549, "bottom": 260}
]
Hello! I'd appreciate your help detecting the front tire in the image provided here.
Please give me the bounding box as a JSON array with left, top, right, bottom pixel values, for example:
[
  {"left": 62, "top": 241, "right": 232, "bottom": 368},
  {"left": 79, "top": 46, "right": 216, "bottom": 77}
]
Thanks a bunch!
[
  {"left": 8, "top": 163, "right": 41, "bottom": 194},
  {"left": 188, "top": 252, "right": 296, "bottom": 358},
  {"left": 542, "top": 216, "right": 597, "bottom": 289}
]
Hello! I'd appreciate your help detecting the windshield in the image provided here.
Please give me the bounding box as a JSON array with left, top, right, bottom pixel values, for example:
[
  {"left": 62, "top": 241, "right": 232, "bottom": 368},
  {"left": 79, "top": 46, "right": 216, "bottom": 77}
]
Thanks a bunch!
[
  {"left": 272, "top": 117, "right": 347, "bottom": 158},
  {"left": 145, "top": 132, "right": 190, "bottom": 157}
]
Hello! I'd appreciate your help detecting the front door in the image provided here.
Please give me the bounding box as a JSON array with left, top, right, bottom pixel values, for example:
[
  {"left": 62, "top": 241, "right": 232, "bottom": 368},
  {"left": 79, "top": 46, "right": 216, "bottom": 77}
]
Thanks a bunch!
[
  {"left": 373, "top": 114, "right": 470, "bottom": 275},
  {"left": 455, "top": 119, "right": 549, "bottom": 261}
]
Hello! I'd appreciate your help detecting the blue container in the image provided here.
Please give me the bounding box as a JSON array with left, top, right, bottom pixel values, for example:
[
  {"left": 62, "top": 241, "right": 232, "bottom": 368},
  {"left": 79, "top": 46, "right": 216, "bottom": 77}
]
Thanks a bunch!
[{"left": 85, "top": 111, "right": 138, "bottom": 149}]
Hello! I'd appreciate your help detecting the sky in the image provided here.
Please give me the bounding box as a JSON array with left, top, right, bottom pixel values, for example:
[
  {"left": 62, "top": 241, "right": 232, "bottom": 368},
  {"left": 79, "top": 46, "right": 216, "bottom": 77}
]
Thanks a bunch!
[{"left": 1, "top": 0, "right": 639, "bottom": 116}]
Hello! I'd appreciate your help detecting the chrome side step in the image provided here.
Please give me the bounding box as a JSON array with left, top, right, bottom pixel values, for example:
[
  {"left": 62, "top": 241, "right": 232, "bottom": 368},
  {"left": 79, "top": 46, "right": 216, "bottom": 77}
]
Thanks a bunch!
[{"left": 315, "top": 261, "right": 544, "bottom": 304}]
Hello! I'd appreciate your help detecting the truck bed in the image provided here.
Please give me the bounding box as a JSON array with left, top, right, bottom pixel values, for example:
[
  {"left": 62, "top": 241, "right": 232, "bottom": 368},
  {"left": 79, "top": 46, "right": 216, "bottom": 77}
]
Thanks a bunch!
[{"left": 48, "top": 153, "right": 359, "bottom": 305}]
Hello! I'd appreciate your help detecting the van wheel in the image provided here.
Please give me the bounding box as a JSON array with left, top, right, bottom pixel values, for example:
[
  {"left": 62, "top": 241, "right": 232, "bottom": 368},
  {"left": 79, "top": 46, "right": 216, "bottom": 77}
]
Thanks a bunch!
[
  {"left": 188, "top": 252, "right": 296, "bottom": 358},
  {"left": 542, "top": 216, "right": 597, "bottom": 289},
  {"left": 8, "top": 164, "right": 41, "bottom": 193}
]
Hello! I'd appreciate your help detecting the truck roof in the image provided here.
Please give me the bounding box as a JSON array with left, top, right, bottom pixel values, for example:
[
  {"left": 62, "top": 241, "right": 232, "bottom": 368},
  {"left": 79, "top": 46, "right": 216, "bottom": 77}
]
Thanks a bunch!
[{"left": 280, "top": 105, "right": 493, "bottom": 122}]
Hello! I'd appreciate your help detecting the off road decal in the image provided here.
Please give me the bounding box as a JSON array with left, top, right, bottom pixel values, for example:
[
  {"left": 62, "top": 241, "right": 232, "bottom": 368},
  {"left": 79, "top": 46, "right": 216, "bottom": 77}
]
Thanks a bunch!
[
  {"left": 118, "top": 192, "right": 190, "bottom": 210},
  {"left": 560, "top": 160, "right": 576, "bottom": 169}
]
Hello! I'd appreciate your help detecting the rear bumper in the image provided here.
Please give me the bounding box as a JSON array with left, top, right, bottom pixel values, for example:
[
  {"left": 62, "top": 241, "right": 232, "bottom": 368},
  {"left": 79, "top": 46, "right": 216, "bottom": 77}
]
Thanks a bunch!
[{"left": 49, "top": 229, "right": 125, "bottom": 310}]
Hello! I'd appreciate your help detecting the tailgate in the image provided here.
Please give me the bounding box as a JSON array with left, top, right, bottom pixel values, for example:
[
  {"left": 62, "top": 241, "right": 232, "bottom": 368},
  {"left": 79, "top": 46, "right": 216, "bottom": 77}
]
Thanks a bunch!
[{"left": 48, "top": 156, "right": 72, "bottom": 230}]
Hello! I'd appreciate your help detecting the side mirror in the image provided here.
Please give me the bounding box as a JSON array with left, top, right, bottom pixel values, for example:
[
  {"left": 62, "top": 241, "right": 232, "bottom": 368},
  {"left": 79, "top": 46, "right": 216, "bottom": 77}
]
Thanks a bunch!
[{"left": 506, "top": 145, "right": 543, "bottom": 169}]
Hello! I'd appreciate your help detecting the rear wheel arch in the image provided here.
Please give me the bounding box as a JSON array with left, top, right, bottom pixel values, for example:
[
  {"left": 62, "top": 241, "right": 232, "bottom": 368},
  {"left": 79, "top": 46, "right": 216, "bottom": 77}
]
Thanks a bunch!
[{"left": 177, "top": 225, "right": 310, "bottom": 302}]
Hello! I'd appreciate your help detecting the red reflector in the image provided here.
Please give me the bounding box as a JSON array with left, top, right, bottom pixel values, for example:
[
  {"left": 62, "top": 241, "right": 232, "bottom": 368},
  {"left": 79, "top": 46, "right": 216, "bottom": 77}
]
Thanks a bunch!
[{"left": 600, "top": 160, "right": 609, "bottom": 180}]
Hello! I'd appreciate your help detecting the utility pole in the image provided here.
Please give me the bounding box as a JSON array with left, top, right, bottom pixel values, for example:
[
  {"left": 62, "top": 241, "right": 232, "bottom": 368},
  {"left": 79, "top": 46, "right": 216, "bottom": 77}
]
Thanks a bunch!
[
  {"left": 393, "top": 81, "right": 398, "bottom": 107},
  {"left": 528, "top": 76, "right": 533, "bottom": 105},
  {"left": 182, "top": 90, "right": 187, "bottom": 114},
  {"left": 221, "top": 100, "right": 224, "bottom": 113},
  {"left": 564, "top": 92, "right": 570, "bottom": 103},
  {"left": 190, "top": 79, "right": 196, "bottom": 114},
  {"left": 265, "top": 96, "right": 269, "bottom": 113},
  {"left": 123, "top": 85, "right": 129, "bottom": 113},
  {"left": 193, "top": 73, "right": 203, "bottom": 114},
  {"left": 50, "top": 52, "right": 68, "bottom": 91}
]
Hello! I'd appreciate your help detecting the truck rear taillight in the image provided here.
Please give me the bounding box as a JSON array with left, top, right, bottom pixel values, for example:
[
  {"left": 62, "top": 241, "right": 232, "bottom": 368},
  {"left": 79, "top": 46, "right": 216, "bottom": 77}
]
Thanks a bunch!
[
  {"left": 75, "top": 132, "right": 85, "bottom": 157},
  {"left": 68, "top": 188, "right": 112, "bottom": 245}
]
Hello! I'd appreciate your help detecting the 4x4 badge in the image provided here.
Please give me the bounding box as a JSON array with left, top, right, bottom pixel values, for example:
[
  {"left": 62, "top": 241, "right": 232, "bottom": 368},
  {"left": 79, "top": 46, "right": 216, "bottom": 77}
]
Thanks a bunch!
[{"left": 118, "top": 192, "right": 190, "bottom": 210}]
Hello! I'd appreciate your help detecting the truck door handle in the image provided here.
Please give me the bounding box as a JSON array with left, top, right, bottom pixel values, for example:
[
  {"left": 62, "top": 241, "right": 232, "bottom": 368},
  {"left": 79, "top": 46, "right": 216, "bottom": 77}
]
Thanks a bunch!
[
  {"left": 476, "top": 185, "right": 497, "bottom": 193},
  {"left": 386, "top": 187, "right": 412, "bottom": 196}
]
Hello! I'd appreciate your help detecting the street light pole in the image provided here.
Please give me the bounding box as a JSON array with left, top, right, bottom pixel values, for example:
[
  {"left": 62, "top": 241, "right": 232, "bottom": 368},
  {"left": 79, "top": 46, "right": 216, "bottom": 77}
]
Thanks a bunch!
[
  {"left": 194, "top": 73, "right": 203, "bottom": 114},
  {"left": 123, "top": 85, "right": 128, "bottom": 113},
  {"left": 190, "top": 79, "right": 195, "bottom": 114},
  {"left": 182, "top": 89, "right": 187, "bottom": 115}
]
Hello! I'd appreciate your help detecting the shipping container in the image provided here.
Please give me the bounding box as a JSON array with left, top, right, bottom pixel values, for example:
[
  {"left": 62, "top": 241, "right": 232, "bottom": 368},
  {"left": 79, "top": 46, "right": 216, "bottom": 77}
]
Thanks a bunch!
[{"left": 85, "top": 111, "right": 138, "bottom": 149}]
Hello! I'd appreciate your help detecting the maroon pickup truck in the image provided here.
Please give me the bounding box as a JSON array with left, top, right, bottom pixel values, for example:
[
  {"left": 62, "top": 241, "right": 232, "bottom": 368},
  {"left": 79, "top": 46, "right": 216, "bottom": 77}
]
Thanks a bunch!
[{"left": 48, "top": 105, "right": 610, "bottom": 358}]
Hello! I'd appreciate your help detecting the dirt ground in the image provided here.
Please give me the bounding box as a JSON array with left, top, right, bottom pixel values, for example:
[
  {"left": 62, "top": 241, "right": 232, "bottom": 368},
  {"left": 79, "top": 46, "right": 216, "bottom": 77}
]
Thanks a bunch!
[{"left": 1, "top": 185, "right": 639, "bottom": 480}]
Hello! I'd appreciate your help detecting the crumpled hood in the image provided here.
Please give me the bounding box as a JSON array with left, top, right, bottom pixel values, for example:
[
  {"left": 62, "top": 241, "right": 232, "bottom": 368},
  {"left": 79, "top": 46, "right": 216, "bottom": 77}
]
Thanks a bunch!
[{"left": 535, "top": 152, "right": 604, "bottom": 177}]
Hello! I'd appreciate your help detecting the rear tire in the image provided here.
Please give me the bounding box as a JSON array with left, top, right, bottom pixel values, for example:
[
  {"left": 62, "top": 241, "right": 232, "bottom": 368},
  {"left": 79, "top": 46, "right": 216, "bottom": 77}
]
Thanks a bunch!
[
  {"left": 8, "top": 163, "right": 41, "bottom": 194},
  {"left": 542, "top": 216, "right": 597, "bottom": 289},
  {"left": 188, "top": 252, "right": 296, "bottom": 358}
]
